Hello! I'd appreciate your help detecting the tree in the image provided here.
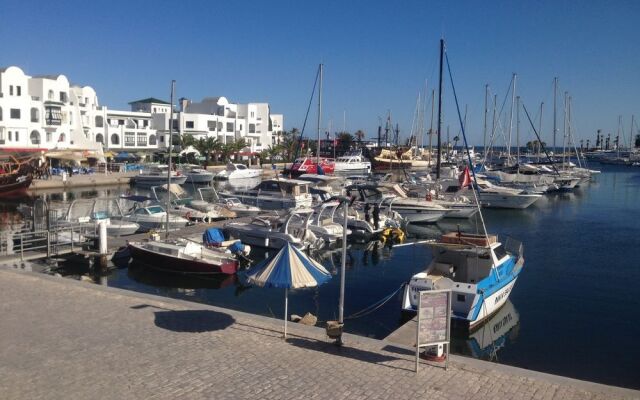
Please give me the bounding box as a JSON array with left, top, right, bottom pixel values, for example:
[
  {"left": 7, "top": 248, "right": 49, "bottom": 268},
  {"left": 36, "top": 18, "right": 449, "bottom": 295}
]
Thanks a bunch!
[
  {"left": 338, "top": 132, "right": 354, "bottom": 147},
  {"left": 194, "top": 137, "right": 222, "bottom": 165},
  {"left": 354, "top": 130, "right": 365, "bottom": 142}
]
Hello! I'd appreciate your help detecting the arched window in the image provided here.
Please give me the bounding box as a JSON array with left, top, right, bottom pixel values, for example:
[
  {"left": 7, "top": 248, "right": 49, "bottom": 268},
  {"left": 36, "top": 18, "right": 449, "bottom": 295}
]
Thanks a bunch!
[
  {"left": 96, "top": 133, "right": 104, "bottom": 144},
  {"left": 95, "top": 116, "right": 104, "bottom": 127},
  {"left": 111, "top": 134, "right": 119, "bottom": 145},
  {"left": 31, "top": 108, "right": 39, "bottom": 122},
  {"left": 148, "top": 135, "right": 157, "bottom": 145},
  {"left": 30, "top": 130, "right": 41, "bottom": 145},
  {"left": 58, "top": 133, "right": 66, "bottom": 142},
  {"left": 48, "top": 90, "right": 54, "bottom": 100}
]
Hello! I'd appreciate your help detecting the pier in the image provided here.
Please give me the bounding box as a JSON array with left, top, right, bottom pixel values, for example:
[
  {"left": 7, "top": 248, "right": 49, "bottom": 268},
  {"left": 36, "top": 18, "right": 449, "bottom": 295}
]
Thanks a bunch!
[{"left": 0, "top": 267, "right": 635, "bottom": 400}]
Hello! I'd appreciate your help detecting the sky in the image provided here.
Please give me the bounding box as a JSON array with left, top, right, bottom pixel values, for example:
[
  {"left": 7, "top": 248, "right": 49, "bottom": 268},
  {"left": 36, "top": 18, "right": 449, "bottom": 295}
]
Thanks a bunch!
[{"left": 1, "top": 0, "right": 639, "bottom": 147}]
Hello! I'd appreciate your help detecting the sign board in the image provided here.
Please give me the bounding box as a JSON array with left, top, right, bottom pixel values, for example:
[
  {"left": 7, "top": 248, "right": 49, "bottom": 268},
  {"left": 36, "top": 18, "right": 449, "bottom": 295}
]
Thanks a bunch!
[{"left": 415, "top": 289, "right": 452, "bottom": 372}]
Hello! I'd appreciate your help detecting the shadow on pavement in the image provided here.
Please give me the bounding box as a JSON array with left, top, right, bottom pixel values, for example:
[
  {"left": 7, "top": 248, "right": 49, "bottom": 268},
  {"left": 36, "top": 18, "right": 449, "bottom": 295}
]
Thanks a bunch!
[
  {"left": 286, "top": 337, "right": 411, "bottom": 371},
  {"left": 153, "top": 310, "right": 235, "bottom": 333}
]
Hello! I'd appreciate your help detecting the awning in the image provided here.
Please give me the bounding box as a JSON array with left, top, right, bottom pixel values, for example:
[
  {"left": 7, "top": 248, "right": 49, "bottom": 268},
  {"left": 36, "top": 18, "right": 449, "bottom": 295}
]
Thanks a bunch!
[
  {"left": 104, "top": 151, "right": 116, "bottom": 158},
  {"left": 44, "top": 150, "right": 86, "bottom": 162}
]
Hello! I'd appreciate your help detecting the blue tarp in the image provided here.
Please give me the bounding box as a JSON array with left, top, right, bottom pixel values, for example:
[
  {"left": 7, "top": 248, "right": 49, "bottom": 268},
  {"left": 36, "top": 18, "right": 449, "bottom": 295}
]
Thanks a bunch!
[
  {"left": 203, "top": 228, "right": 225, "bottom": 246},
  {"left": 115, "top": 152, "right": 136, "bottom": 159}
]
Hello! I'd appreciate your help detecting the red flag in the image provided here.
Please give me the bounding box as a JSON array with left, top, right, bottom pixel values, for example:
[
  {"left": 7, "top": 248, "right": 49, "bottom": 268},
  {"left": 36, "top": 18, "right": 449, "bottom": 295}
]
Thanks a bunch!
[{"left": 459, "top": 166, "right": 472, "bottom": 188}]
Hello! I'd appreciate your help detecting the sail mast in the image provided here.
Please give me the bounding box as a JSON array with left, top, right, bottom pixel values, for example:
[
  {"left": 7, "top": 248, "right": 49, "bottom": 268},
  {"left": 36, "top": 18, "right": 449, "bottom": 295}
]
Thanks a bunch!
[
  {"left": 316, "top": 63, "right": 323, "bottom": 165},
  {"left": 483, "top": 84, "right": 488, "bottom": 156},
  {"left": 507, "top": 73, "right": 517, "bottom": 164},
  {"left": 166, "top": 80, "right": 175, "bottom": 239},
  {"left": 436, "top": 38, "right": 444, "bottom": 179},
  {"left": 553, "top": 77, "right": 558, "bottom": 154}
]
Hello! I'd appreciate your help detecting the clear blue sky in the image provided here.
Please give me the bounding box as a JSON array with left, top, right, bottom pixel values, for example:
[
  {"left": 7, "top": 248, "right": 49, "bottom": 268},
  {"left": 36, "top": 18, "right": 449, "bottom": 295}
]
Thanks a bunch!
[{"left": 1, "top": 0, "right": 638, "bottom": 147}]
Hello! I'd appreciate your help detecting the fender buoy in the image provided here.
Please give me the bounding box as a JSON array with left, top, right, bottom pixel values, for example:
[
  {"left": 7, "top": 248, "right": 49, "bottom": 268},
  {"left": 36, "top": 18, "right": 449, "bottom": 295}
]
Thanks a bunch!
[{"left": 426, "top": 193, "right": 432, "bottom": 201}]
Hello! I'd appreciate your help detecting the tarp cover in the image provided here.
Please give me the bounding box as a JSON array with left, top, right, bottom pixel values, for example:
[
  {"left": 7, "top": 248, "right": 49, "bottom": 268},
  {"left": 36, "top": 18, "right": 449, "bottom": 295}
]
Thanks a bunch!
[{"left": 203, "top": 228, "right": 225, "bottom": 245}]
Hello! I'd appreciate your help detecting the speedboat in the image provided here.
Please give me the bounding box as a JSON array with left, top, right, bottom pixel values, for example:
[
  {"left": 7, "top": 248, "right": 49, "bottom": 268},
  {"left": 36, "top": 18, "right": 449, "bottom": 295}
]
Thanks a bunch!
[
  {"left": 182, "top": 167, "right": 215, "bottom": 184},
  {"left": 216, "top": 163, "right": 263, "bottom": 180},
  {"left": 333, "top": 150, "right": 372, "bottom": 174},
  {"left": 196, "top": 187, "right": 261, "bottom": 218},
  {"left": 59, "top": 199, "right": 139, "bottom": 236},
  {"left": 439, "top": 178, "right": 541, "bottom": 209},
  {"left": 131, "top": 166, "right": 187, "bottom": 187},
  {"left": 128, "top": 238, "right": 240, "bottom": 275},
  {"left": 401, "top": 231, "right": 524, "bottom": 327},
  {"left": 218, "top": 178, "right": 313, "bottom": 210},
  {"left": 288, "top": 203, "right": 350, "bottom": 244},
  {"left": 150, "top": 185, "right": 226, "bottom": 222},
  {"left": 119, "top": 203, "right": 189, "bottom": 232},
  {"left": 282, "top": 156, "right": 335, "bottom": 177},
  {"left": 224, "top": 211, "right": 320, "bottom": 249}
]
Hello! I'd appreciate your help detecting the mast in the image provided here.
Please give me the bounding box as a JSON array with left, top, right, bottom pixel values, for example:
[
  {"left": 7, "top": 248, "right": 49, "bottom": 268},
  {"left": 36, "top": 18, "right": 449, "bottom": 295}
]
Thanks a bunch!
[
  {"left": 631, "top": 115, "right": 635, "bottom": 151},
  {"left": 483, "top": 84, "right": 488, "bottom": 157},
  {"left": 553, "top": 77, "right": 558, "bottom": 155},
  {"left": 516, "top": 96, "right": 520, "bottom": 164},
  {"left": 436, "top": 38, "right": 444, "bottom": 179},
  {"left": 538, "top": 102, "right": 544, "bottom": 158},
  {"left": 562, "top": 91, "right": 568, "bottom": 168},
  {"left": 166, "top": 79, "right": 175, "bottom": 239},
  {"left": 428, "top": 89, "right": 435, "bottom": 167},
  {"left": 507, "top": 73, "right": 517, "bottom": 164},
  {"left": 617, "top": 115, "right": 622, "bottom": 157},
  {"left": 316, "top": 63, "right": 323, "bottom": 165}
]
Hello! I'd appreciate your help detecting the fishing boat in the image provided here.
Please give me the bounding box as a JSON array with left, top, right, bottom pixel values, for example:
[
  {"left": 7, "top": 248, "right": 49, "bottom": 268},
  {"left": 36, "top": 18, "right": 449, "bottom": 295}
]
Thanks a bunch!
[
  {"left": 218, "top": 178, "right": 313, "bottom": 210},
  {"left": 131, "top": 166, "right": 188, "bottom": 187},
  {"left": 215, "top": 163, "right": 263, "bottom": 180},
  {"left": 333, "top": 150, "right": 372, "bottom": 174},
  {"left": 128, "top": 238, "right": 240, "bottom": 275},
  {"left": 402, "top": 231, "right": 524, "bottom": 327},
  {"left": 0, "top": 155, "right": 35, "bottom": 198}
]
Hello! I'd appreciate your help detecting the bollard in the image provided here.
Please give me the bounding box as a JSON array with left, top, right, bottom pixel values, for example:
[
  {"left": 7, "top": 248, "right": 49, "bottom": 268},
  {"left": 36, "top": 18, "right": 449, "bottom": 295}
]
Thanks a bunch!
[{"left": 98, "top": 220, "right": 108, "bottom": 268}]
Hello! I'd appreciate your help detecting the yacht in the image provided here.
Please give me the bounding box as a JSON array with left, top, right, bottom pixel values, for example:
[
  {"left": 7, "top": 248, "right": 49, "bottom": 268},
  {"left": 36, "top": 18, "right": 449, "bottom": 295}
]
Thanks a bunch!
[
  {"left": 402, "top": 231, "right": 524, "bottom": 327},
  {"left": 182, "top": 167, "right": 215, "bottom": 184},
  {"left": 282, "top": 156, "right": 335, "bottom": 177},
  {"left": 439, "top": 178, "right": 542, "bottom": 209},
  {"left": 224, "top": 211, "right": 320, "bottom": 249},
  {"left": 215, "top": 163, "right": 263, "bottom": 180},
  {"left": 118, "top": 202, "right": 189, "bottom": 232},
  {"left": 218, "top": 178, "right": 313, "bottom": 210},
  {"left": 333, "top": 151, "right": 372, "bottom": 174},
  {"left": 131, "top": 166, "right": 187, "bottom": 187},
  {"left": 196, "top": 187, "right": 261, "bottom": 218}
]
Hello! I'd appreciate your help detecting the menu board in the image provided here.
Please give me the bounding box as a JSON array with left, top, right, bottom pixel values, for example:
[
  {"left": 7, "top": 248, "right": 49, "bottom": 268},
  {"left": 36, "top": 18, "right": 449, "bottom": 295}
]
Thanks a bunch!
[{"left": 417, "top": 290, "right": 450, "bottom": 345}]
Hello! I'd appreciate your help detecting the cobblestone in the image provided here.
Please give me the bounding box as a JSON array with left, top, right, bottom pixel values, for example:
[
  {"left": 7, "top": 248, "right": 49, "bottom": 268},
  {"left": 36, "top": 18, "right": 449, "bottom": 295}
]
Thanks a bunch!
[{"left": 0, "top": 268, "right": 637, "bottom": 400}]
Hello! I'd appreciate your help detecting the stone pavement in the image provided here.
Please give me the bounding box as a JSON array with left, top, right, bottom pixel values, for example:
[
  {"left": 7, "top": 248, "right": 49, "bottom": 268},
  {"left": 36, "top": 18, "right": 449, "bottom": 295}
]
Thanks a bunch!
[{"left": 0, "top": 268, "right": 637, "bottom": 400}]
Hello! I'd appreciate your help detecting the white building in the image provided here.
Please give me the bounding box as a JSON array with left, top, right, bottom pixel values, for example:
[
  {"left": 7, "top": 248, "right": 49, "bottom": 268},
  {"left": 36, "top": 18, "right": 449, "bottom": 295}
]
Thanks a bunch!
[{"left": 0, "top": 66, "right": 284, "bottom": 157}]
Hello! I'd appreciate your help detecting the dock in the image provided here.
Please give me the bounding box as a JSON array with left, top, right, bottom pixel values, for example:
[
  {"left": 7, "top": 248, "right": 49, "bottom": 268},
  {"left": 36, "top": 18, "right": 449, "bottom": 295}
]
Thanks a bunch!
[{"left": 0, "top": 267, "right": 635, "bottom": 400}]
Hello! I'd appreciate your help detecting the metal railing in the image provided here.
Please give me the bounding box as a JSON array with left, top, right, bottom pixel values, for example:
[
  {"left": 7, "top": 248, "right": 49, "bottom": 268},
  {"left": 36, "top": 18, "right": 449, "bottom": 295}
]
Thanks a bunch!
[{"left": 0, "top": 224, "right": 97, "bottom": 261}]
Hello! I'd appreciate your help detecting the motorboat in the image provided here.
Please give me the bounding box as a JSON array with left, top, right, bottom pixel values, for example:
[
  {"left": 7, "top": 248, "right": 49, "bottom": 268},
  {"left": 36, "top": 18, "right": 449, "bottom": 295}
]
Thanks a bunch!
[
  {"left": 128, "top": 238, "right": 240, "bottom": 275},
  {"left": 288, "top": 203, "right": 350, "bottom": 244},
  {"left": 282, "top": 156, "right": 335, "bottom": 177},
  {"left": 182, "top": 166, "right": 215, "bottom": 184},
  {"left": 59, "top": 199, "right": 140, "bottom": 236},
  {"left": 131, "top": 166, "right": 187, "bottom": 187},
  {"left": 150, "top": 185, "right": 227, "bottom": 222},
  {"left": 333, "top": 150, "right": 372, "bottom": 174},
  {"left": 402, "top": 231, "right": 524, "bottom": 327},
  {"left": 218, "top": 178, "right": 313, "bottom": 210},
  {"left": 196, "top": 187, "right": 261, "bottom": 218},
  {"left": 224, "top": 211, "right": 320, "bottom": 249},
  {"left": 332, "top": 199, "right": 403, "bottom": 236},
  {"left": 215, "top": 163, "right": 263, "bottom": 180},
  {"left": 118, "top": 201, "right": 189, "bottom": 232},
  {"left": 439, "top": 178, "right": 542, "bottom": 209}
]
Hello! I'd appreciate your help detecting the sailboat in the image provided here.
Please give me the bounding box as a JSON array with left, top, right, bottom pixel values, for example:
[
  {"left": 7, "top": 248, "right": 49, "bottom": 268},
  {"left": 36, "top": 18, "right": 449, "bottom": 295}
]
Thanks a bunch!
[{"left": 401, "top": 40, "right": 525, "bottom": 327}]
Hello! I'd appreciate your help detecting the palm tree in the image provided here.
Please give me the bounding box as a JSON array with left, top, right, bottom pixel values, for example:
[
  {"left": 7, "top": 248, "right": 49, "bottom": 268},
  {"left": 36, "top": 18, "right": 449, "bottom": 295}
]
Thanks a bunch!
[
  {"left": 194, "top": 137, "right": 222, "bottom": 166},
  {"left": 354, "top": 130, "right": 365, "bottom": 142}
]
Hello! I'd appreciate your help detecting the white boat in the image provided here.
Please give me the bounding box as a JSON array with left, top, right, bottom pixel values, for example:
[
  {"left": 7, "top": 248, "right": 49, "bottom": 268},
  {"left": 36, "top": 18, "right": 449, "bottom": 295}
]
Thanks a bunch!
[
  {"left": 290, "top": 203, "right": 350, "bottom": 244},
  {"left": 440, "top": 178, "right": 541, "bottom": 209},
  {"left": 216, "top": 163, "right": 263, "bottom": 180},
  {"left": 402, "top": 231, "right": 524, "bottom": 327},
  {"left": 218, "top": 178, "right": 313, "bottom": 210},
  {"left": 224, "top": 211, "right": 319, "bottom": 249},
  {"left": 120, "top": 204, "right": 189, "bottom": 232},
  {"left": 150, "top": 185, "right": 227, "bottom": 222},
  {"left": 132, "top": 166, "right": 188, "bottom": 187},
  {"left": 196, "top": 187, "right": 261, "bottom": 218},
  {"left": 59, "top": 199, "right": 140, "bottom": 236},
  {"left": 182, "top": 167, "right": 215, "bottom": 184},
  {"left": 333, "top": 150, "right": 372, "bottom": 174},
  {"left": 333, "top": 199, "right": 404, "bottom": 235}
]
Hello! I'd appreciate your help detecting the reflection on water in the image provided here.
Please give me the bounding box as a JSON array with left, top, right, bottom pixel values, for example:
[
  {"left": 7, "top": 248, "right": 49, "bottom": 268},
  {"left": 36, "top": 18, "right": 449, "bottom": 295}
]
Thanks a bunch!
[
  {"left": 128, "top": 261, "right": 238, "bottom": 290},
  {"left": 451, "top": 300, "right": 520, "bottom": 362}
]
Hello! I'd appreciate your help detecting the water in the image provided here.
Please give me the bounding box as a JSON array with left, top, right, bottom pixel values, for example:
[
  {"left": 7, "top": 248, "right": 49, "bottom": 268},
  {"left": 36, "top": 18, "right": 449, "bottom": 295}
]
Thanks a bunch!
[{"left": 2, "top": 165, "right": 639, "bottom": 388}]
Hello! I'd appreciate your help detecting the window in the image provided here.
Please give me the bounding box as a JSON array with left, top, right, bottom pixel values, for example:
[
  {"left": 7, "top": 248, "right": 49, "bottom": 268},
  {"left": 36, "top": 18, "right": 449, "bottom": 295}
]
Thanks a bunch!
[
  {"left": 172, "top": 120, "right": 179, "bottom": 130},
  {"left": 186, "top": 121, "right": 194, "bottom": 129},
  {"left": 17, "top": 86, "right": 21, "bottom": 96},
  {"left": 208, "top": 121, "right": 216, "bottom": 131},
  {"left": 239, "top": 124, "right": 243, "bottom": 130},
  {"left": 46, "top": 132, "right": 51, "bottom": 142},
  {"left": 153, "top": 107, "right": 157, "bottom": 113},
  {"left": 10, "top": 109, "right": 20, "bottom": 119},
  {"left": 250, "top": 111, "right": 254, "bottom": 118},
  {"left": 111, "top": 134, "right": 119, "bottom": 145},
  {"left": 226, "top": 122, "right": 234, "bottom": 132},
  {"left": 143, "top": 120, "right": 148, "bottom": 128},
  {"left": 0, "top": 107, "right": 2, "bottom": 121},
  {"left": 217, "top": 122, "right": 223, "bottom": 131},
  {"left": 159, "top": 135, "right": 164, "bottom": 143},
  {"left": 149, "top": 135, "right": 157, "bottom": 145},
  {"left": 95, "top": 133, "right": 104, "bottom": 144},
  {"left": 31, "top": 108, "right": 39, "bottom": 122},
  {"left": 249, "top": 124, "right": 256, "bottom": 133},
  {"left": 124, "top": 132, "right": 135, "bottom": 146},
  {"left": 9, "top": 85, "right": 13, "bottom": 95},
  {"left": 493, "top": 244, "right": 508, "bottom": 261},
  {"left": 118, "top": 119, "right": 124, "bottom": 126},
  {"left": 60, "top": 92, "right": 68, "bottom": 102},
  {"left": 137, "top": 133, "right": 147, "bottom": 146},
  {"left": 8, "top": 131, "right": 12, "bottom": 141},
  {"left": 457, "top": 294, "right": 466, "bottom": 302},
  {"left": 48, "top": 90, "right": 54, "bottom": 100},
  {"left": 58, "top": 133, "right": 66, "bottom": 142},
  {"left": 95, "top": 116, "right": 104, "bottom": 127},
  {"left": 30, "top": 130, "right": 40, "bottom": 145}
]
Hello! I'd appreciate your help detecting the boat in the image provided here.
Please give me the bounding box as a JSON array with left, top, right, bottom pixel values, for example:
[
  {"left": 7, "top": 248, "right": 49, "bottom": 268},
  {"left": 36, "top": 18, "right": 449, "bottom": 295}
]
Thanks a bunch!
[
  {"left": 459, "top": 300, "right": 520, "bottom": 360},
  {"left": 218, "top": 178, "right": 313, "bottom": 210},
  {"left": 150, "top": 185, "right": 227, "bottom": 222},
  {"left": 131, "top": 166, "right": 188, "bottom": 187},
  {"left": 182, "top": 166, "right": 215, "bottom": 184},
  {"left": 372, "top": 148, "right": 413, "bottom": 170},
  {"left": 333, "top": 150, "right": 372, "bottom": 174},
  {"left": 196, "top": 187, "right": 261, "bottom": 218},
  {"left": 118, "top": 201, "right": 189, "bottom": 232},
  {"left": 282, "top": 156, "right": 335, "bottom": 177},
  {"left": 289, "top": 203, "right": 350, "bottom": 244},
  {"left": 128, "top": 238, "right": 240, "bottom": 275},
  {"left": 402, "top": 231, "right": 524, "bottom": 327},
  {"left": 60, "top": 199, "right": 139, "bottom": 236},
  {"left": 224, "top": 210, "right": 320, "bottom": 249},
  {"left": 215, "top": 163, "right": 263, "bottom": 180},
  {"left": 0, "top": 155, "right": 35, "bottom": 198}
]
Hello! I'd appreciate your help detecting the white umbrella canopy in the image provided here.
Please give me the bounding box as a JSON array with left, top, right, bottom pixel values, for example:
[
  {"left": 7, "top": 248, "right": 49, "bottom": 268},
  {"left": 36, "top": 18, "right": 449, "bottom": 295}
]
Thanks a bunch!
[
  {"left": 244, "top": 243, "right": 332, "bottom": 338},
  {"left": 179, "top": 146, "right": 200, "bottom": 156}
]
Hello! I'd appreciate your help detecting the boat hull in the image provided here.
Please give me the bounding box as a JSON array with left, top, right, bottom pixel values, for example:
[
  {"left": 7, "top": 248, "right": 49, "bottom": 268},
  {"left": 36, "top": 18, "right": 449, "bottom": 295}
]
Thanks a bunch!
[
  {"left": 0, "top": 175, "right": 33, "bottom": 198},
  {"left": 479, "top": 193, "right": 541, "bottom": 209},
  {"left": 186, "top": 173, "right": 214, "bottom": 183},
  {"left": 132, "top": 175, "right": 188, "bottom": 187},
  {"left": 128, "top": 243, "right": 238, "bottom": 275}
]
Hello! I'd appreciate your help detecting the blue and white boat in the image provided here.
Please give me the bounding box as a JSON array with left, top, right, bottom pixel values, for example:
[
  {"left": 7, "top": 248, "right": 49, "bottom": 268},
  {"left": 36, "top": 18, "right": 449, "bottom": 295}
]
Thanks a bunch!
[{"left": 401, "top": 231, "right": 524, "bottom": 327}]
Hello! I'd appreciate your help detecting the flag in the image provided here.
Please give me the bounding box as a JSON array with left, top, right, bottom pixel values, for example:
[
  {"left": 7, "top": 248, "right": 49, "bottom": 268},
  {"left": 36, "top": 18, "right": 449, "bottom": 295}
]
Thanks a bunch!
[{"left": 459, "top": 166, "right": 472, "bottom": 188}]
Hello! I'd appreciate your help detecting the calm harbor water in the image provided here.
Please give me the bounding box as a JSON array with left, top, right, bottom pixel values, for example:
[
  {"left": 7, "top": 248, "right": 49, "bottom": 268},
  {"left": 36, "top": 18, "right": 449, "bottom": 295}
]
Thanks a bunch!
[{"left": 1, "top": 164, "right": 639, "bottom": 388}]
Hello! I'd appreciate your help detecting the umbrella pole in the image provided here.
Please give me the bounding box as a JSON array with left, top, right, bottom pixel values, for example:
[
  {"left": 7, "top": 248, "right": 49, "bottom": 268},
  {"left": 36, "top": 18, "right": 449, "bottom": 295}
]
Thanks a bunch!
[{"left": 284, "top": 288, "right": 288, "bottom": 339}]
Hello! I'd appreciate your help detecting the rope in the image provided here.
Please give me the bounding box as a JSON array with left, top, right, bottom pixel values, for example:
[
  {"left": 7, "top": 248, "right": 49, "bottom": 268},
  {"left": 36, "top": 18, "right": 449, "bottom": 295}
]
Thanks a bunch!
[{"left": 343, "top": 282, "right": 406, "bottom": 320}]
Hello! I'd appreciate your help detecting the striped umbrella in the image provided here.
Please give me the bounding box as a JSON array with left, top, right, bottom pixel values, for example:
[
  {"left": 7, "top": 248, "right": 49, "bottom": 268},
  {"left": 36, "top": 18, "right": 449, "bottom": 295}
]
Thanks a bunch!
[{"left": 245, "top": 243, "right": 332, "bottom": 338}]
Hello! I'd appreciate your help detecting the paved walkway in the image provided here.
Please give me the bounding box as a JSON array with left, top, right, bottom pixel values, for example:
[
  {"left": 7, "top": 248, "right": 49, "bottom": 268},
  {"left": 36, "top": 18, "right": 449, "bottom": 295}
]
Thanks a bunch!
[{"left": 0, "top": 268, "right": 636, "bottom": 400}]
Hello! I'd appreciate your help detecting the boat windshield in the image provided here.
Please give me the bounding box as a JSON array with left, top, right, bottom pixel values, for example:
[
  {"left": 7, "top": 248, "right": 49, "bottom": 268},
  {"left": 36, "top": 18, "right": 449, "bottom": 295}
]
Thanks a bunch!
[
  {"left": 147, "top": 206, "right": 165, "bottom": 214},
  {"left": 493, "top": 244, "right": 508, "bottom": 261}
]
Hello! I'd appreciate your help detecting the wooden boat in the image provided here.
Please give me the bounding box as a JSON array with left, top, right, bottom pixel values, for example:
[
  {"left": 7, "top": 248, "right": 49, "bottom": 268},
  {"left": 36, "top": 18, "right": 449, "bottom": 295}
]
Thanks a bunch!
[
  {"left": 128, "top": 238, "right": 240, "bottom": 275},
  {"left": 0, "top": 155, "right": 35, "bottom": 198}
]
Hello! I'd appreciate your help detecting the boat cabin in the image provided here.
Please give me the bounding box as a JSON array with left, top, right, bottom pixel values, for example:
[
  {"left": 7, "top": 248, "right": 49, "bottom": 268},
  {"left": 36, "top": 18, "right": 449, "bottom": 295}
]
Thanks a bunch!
[{"left": 252, "top": 179, "right": 311, "bottom": 197}]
